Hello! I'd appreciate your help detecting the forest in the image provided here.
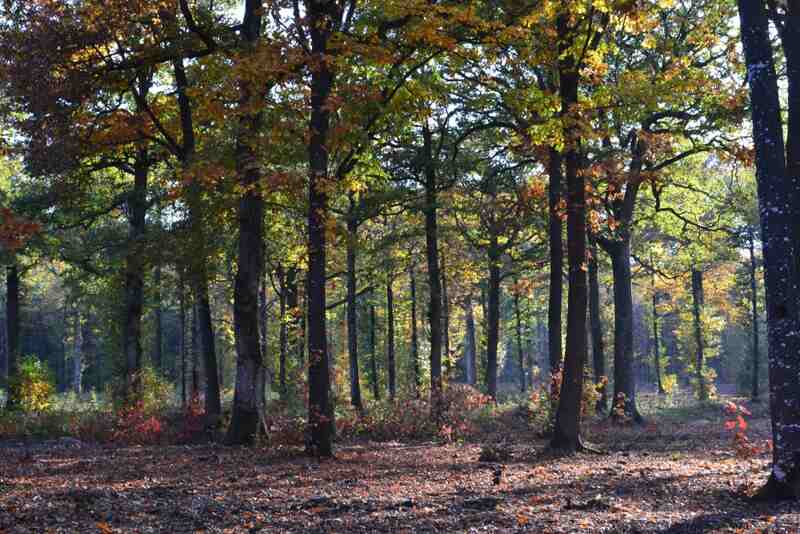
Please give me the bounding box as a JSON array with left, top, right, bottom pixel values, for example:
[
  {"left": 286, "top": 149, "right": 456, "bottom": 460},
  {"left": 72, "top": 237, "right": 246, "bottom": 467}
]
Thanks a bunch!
[{"left": 0, "top": 0, "right": 798, "bottom": 532}]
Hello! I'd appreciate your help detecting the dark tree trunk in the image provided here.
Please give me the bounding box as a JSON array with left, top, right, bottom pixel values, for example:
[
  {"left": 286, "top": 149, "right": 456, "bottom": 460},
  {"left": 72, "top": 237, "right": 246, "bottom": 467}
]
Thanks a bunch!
[
  {"left": 588, "top": 237, "right": 608, "bottom": 412},
  {"left": 738, "top": 0, "right": 800, "bottom": 499},
  {"left": 226, "top": 0, "right": 266, "bottom": 446},
  {"left": 346, "top": 209, "right": 363, "bottom": 412},
  {"left": 749, "top": 232, "right": 761, "bottom": 401},
  {"left": 442, "top": 252, "right": 450, "bottom": 372},
  {"left": 514, "top": 285, "right": 525, "bottom": 393},
  {"left": 386, "top": 278, "right": 396, "bottom": 400},
  {"left": 410, "top": 266, "right": 421, "bottom": 397},
  {"left": 547, "top": 147, "right": 564, "bottom": 393},
  {"left": 179, "top": 275, "right": 187, "bottom": 407},
  {"left": 260, "top": 266, "right": 271, "bottom": 402},
  {"left": 691, "top": 268, "right": 707, "bottom": 401},
  {"left": 285, "top": 267, "right": 301, "bottom": 369},
  {"left": 122, "top": 142, "right": 148, "bottom": 401},
  {"left": 152, "top": 208, "right": 163, "bottom": 374},
  {"left": 551, "top": 20, "right": 588, "bottom": 451},
  {"left": 305, "top": 0, "right": 338, "bottom": 457},
  {"left": 369, "top": 298, "right": 379, "bottom": 400},
  {"left": 278, "top": 267, "right": 288, "bottom": 398},
  {"left": 5, "top": 263, "right": 20, "bottom": 409},
  {"left": 650, "top": 254, "right": 665, "bottom": 395},
  {"left": 73, "top": 306, "right": 82, "bottom": 394},
  {"left": 486, "top": 250, "right": 501, "bottom": 400},
  {"left": 174, "top": 57, "right": 221, "bottom": 417},
  {"left": 605, "top": 240, "right": 642, "bottom": 422},
  {"left": 422, "top": 125, "right": 443, "bottom": 409},
  {"left": 464, "top": 294, "right": 477, "bottom": 386},
  {"left": 191, "top": 302, "right": 199, "bottom": 398}
]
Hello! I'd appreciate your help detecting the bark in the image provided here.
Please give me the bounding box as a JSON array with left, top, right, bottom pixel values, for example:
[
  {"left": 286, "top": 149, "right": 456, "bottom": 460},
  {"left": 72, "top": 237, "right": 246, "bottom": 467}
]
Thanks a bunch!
[
  {"left": 441, "top": 252, "right": 450, "bottom": 372},
  {"left": 226, "top": 0, "right": 266, "bottom": 445},
  {"left": 749, "top": 232, "right": 761, "bottom": 401},
  {"left": 486, "top": 249, "right": 501, "bottom": 400},
  {"left": 153, "top": 229, "right": 163, "bottom": 374},
  {"left": 80, "top": 311, "right": 96, "bottom": 393},
  {"left": 588, "top": 238, "right": 608, "bottom": 412},
  {"left": 73, "top": 306, "right": 82, "bottom": 394},
  {"left": 369, "top": 299, "right": 379, "bottom": 400},
  {"left": 386, "top": 278, "right": 396, "bottom": 400},
  {"left": 690, "top": 268, "right": 707, "bottom": 401},
  {"left": 305, "top": 0, "right": 337, "bottom": 457},
  {"left": 410, "top": 266, "right": 421, "bottom": 397},
  {"left": 179, "top": 275, "right": 187, "bottom": 407},
  {"left": 738, "top": 0, "right": 800, "bottom": 499},
  {"left": 346, "top": 207, "right": 363, "bottom": 412},
  {"left": 174, "top": 57, "right": 221, "bottom": 417},
  {"left": 422, "top": 125, "right": 443, "bottom": 409},
  {"left": 191, "top": 302, "right": 199, "bottom": 398},
  {"left": 5, "top": 263, "right": 20, "bottom": 409},
  {"left": 547, "top": 147, "right": 564, "bottom": 390},
  {"left": 650, "top": 255, "right": 665, "bottom": 395},
  {"left": 514, "top": 285, "right": 525, "bottom": 393},
  {"left": 278, "top": 267, "right": 288, "bottom": 398},
  {"left": 551, "top": 17, "right": 588, "bottom": 451},
  {"left": 463, "top": 294, "right": 477, "bottom": 386},
  {"left": 605, "top": 241, "right": 642, "bottom": 422},
  {"left": 122, "top": 142, "right": 148, "bottom": 401}
]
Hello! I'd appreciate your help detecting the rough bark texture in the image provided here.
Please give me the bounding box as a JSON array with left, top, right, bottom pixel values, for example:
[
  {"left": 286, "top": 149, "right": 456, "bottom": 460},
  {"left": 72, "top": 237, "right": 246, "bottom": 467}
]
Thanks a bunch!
[
  {"left": 410, "top": 267, "right": 421, "bottom": 397},
  {"left": 749, "top": 233, "right": 760, "bottom": 401},
  {"left": 386, "top": 279, "right": 396, "bottom": 400},
  {"left": 547, "top": 147, "right": 564, "bottom": 389},
  {"left": 738, "top": 0, "right": 800, "bottom": 499},
  {"left": 551, "top": 16, "right": 587, "bottom": 452},
  {"left": 588, "top": 238, "right": 608, "bottom": 412},
  {"left": 422, "top": 125, "right": 443, "bottom": 409},
  {"left": 690, "top": 268, "right": 707, "bottom": 401},
  {"left": 226, "top": 0, "right": 266, "bottom": 446},
  {"left": 175, "top": 57, "right": 221, "bottom": 417},
  {"left": 121, "top": 143, "right": 148, "bottom": 401},
  {"left": 346, "top": 209, "right": 363, "bottom": 412},
  {"left": 305, "top": 0, "right": 338, "bottom": 458},
  {"left": 5, "top": 263, "right": 19, "bottom": 409},
  {"left": 463, "top": 294, "right": 477, "bottom": 386},
  {"left": 486, "top": 250, "right": 501, "bottom": 400}
]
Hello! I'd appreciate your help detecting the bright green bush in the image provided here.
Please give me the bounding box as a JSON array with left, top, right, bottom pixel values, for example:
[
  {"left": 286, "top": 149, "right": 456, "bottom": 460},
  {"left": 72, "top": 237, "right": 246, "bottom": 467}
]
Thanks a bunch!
[{"left": 8, "top": 356, "right": 56, "bottom": 413}]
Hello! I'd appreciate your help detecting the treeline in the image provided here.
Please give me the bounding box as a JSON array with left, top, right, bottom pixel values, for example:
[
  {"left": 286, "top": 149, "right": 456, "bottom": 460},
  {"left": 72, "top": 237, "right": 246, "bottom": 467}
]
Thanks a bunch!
[{"left": 0, "top": 0, "right": 793, "bottom": 495}]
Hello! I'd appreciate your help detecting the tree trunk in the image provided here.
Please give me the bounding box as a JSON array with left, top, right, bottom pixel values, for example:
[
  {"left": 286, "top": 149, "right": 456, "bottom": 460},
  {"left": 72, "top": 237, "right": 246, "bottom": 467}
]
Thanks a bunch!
[
  {"left": 386, "top": 278, "right": 396, "bottom": 400},
  {"left": 369, "top": 298, "right": 379, "bottom": 400},
  {"left": 278, "top": 267, "right": 288, "bottom": 398},
  {"left": 464, "top": 294, "right": 477, "bottom": 386},
  {"left": 174, "top": 57, "right": 221, "bottom": 417},
  {"left": 122, "top": 143, "right": 148, "bottom": 401},
  {"left": 548, "top": 147, "right": 564, "bottom": 392},
  {"left": 226, "top": 0, "right": 266, "bottom": 446},
  {"left": 410, "top": 266, "right": 421, "bottom": 397},
  {"left": 73, "top": 306, "right": 82, "bottom": 394},
  {"left": 605, "top": 240, "right": 642, "bottom": 422},
  {"left": 305, "top": 0, "right": 336, "bottom": 457},
  {"left": 346, "top": 210, "right": 363, "bottom": 412},
  {"left": 551, "top": 23, "right": 588, "bottom": 451},
  {"left": 588, "top": 237, "right": 608, "bottom": 412},
  {"left": 738, "top": 0, "right": 800, "bottom": 499},
  {"left": 6, "top": 263, "right": 20, "bottom": 408},
  {"left": 179, "top": 275, "right": 187, "bottom": 407},
  {"left": 749, "top": 232, "right": 761, "bottom": 401},
  {"left": 442, "top": 252, "right": 450, "bottom": 372},
  {"left": 514, "top": 283, "right": 525, "bottom": 393},
  {"left": 486, "top": 251, "right": 501, "bottom": 400},
  {"left": 191, "top": 302, "right": 199, "bottom": 398},
  {"left": 650, "top": 259, "right": 664, "bottom": 395},
  {"left": 422, "top": 125, "right": 443, "bottom": 410},
  {"left": 153, "top": 230, "right": 163, "bottom": 374},
  {"left": 691, "top": 268, "right": 707, "bottom": 401}
]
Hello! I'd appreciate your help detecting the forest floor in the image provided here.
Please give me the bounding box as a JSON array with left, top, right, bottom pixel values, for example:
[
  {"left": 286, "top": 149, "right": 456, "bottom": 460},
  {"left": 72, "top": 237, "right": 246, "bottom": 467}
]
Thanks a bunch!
[{"left": 1, "top": 393, "right": 798, "bottom": 533}]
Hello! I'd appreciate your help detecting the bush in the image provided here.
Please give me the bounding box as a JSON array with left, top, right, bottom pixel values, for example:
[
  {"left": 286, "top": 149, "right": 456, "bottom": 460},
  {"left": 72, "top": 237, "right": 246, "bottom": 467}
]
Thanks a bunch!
[
  {"left": 8, "top": 356, "right": 56, "bottom": 413},
  {"left": 528, "top": 370, "right": 603, "bottom": 431}
]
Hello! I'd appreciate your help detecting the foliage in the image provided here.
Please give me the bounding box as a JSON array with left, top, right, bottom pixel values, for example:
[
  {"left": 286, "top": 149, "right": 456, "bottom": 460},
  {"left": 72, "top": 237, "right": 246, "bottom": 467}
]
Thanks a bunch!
[
  {"left": 8, "top": 356, "right": 56, "bottom": 413},
  {"left": 722, "top": 401, "right": 771, "bottom": 459}
]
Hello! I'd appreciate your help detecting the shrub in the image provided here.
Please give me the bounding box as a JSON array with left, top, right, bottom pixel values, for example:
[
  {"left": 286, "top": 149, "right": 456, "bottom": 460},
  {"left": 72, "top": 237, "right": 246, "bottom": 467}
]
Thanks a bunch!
[{"left": 8, "top": 356, "right": 56, "bottom": 413}]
